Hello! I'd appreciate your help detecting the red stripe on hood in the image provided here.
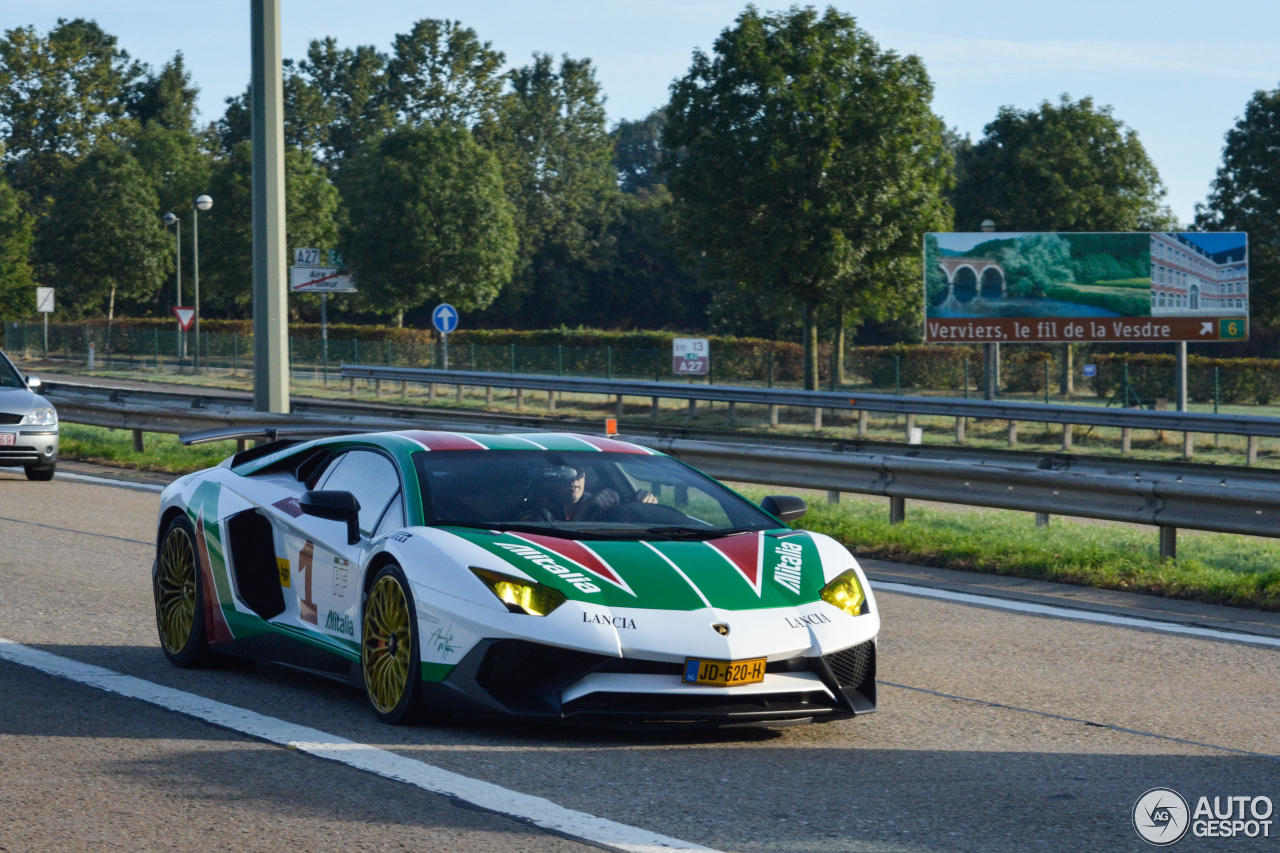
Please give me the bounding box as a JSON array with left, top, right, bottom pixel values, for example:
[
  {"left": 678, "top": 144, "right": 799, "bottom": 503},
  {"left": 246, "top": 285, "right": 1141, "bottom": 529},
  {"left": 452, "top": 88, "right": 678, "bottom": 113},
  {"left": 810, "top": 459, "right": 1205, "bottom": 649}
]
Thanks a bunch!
[
  {"left": 510, "top": 532, "right": 632, "bottom": 592},
  {"left": 399, "top": 430, "right": 488, "bottom": 451},
  {"left": 571, "top": 435, "right": 651, "bottom": 454},
  {"left": 705, "top": 532, "right": 762, "bottom": 595}
]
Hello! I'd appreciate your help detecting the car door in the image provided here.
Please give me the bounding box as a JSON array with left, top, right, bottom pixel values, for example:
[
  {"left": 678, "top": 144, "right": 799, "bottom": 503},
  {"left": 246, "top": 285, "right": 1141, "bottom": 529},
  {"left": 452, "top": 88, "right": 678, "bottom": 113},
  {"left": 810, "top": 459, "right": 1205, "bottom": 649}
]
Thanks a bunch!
[{"left": 277, "top": 448, "right": 404, "bottom": 646}]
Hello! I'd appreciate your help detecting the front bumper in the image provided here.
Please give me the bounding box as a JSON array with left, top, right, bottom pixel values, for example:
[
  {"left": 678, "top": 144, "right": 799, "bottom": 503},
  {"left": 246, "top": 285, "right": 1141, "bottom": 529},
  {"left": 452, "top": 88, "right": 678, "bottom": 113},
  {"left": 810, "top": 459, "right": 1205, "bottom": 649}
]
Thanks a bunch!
[
  {"left": 424, "top": 638, "right": 876, "bottom": 727},
  {"left": 0, "top": 428, "right": 58, "bottom": 468}
]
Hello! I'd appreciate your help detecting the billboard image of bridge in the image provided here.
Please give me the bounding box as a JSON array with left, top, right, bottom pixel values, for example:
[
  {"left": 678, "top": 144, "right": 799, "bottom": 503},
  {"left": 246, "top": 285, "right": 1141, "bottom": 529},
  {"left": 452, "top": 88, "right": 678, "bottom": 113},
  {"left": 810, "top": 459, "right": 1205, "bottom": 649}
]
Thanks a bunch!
[{"left": 923, "top": 231, "right": 1248, "bottom": 343}]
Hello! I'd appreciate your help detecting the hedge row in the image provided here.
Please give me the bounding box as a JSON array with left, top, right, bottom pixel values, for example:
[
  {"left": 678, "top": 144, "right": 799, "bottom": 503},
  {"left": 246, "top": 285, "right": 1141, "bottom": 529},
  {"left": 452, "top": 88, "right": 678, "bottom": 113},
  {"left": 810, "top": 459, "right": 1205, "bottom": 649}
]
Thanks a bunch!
[{"left": 1090, "top": 353, "right": 1280, "bottom": 404}]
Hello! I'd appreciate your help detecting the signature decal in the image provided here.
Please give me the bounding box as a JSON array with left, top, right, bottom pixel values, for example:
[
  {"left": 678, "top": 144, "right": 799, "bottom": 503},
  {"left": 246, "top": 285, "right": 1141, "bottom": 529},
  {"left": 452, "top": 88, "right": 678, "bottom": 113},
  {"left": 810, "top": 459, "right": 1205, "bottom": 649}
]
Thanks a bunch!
[{"left": 427, "top": 625, "right": 458, "bottom": 660}]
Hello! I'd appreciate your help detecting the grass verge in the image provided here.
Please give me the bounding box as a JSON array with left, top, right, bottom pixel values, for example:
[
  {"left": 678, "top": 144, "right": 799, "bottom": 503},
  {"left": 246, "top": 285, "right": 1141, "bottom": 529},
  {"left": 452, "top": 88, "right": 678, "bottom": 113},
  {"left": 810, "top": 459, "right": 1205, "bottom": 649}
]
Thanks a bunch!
[
  {"left": 59, "top": 423, "right": 237, "bottom": 474},
  {"left": 735, "top": 488, "right": 1280, "bottom": 612}
]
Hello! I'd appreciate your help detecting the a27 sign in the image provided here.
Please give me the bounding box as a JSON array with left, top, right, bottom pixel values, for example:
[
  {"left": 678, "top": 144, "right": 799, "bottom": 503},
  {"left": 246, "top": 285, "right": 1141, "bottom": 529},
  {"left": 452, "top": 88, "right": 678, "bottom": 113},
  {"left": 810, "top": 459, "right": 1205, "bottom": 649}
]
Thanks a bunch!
[{"left": 673, "top": 338, "right": 709, "bottom": 375}]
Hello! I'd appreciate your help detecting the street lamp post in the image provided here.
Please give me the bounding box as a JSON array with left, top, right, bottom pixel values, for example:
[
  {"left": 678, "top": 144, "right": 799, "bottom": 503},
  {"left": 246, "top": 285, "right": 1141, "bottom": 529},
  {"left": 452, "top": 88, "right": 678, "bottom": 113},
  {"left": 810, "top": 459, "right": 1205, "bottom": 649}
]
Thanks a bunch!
[
  {"left": 980, "top": 219, "right": 998, "bottom": 400},
  {"left": 193, "top": 195, "right": 213, "bottom": 371},
  {"left": 162, "top": 212, "right": 183, "bottom": 364}
]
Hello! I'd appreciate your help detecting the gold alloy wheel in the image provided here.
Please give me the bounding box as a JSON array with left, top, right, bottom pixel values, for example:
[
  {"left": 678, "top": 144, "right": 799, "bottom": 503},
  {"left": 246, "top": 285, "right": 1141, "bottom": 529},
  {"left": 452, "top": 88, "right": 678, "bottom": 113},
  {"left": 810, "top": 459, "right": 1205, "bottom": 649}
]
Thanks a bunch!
[
  {"left": 156, "top": 527, "right": 198, "bottom": 655},
  {"left": 363, "top": 574, "right": 413, "bottom": 715}
]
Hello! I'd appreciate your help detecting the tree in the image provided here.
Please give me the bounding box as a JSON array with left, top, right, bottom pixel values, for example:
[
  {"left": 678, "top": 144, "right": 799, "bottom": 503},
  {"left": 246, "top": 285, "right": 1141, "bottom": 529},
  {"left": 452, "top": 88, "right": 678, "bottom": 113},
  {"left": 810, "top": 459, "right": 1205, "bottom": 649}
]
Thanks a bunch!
[
  {"left": 580, "top": 186, "right": 707, "bottom": 329},
  {"left": 998, "top": 233, "right": 1074, "bottom": 297},
  {"left": 0, "top": 173, "right": 36, "bottom": 320},
  {"left": 0, "top": 19, "right": 145, "bottom": 214},
  {"left": 952, "top": 95, "right": 1177, "bottom": 232},
  {"left": 36, "top": 143, "right": 170, "bottom": 319},
  {"left": 663, "top": 6, "right": 953, "bottom": 388},
  {"left": 212, "top": 65, "right": 334, "bottom": 162},
  {"left": 339, "top": 126, "right": 516, "bottom": 324},
  {"left": 129, "top": 52, "right": 198, "bottom": 132},
  {"left": 479, "top": 53, "right": 618, "bottom": 327},
  {"left": 198, "top": 142, "right": 341, "bottom": 317},
  {"left": 298, "top": 38, "right": 391, "bottom": 168},
  {"left": 1197, "top": 86, "right": 1280, "bottom": 333},
  {"left": 612, "top": 108, "right": 665, "bottom": 194},
  {"left": 384, "top": 19, "right": 504, "bottom": 128}
]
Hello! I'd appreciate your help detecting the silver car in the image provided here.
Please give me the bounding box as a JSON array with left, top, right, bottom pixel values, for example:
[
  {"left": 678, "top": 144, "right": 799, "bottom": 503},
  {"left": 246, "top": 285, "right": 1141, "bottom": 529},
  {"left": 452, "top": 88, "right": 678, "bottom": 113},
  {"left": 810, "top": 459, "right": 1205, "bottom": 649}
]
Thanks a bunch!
[{"left": 0, "top": 350, "right": 58, "bottom": 480}]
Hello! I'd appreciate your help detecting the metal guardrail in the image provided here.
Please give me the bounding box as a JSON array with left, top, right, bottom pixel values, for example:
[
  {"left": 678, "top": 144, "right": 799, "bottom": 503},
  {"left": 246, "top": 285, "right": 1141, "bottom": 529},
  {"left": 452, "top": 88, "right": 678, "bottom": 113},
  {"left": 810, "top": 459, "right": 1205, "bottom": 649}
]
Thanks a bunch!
[
  {"left": 40, "top": 379, "right": 1280, "bottom": 557},
  {"left": 339, "top": 364, "right": 1280, "bottom": 439}
]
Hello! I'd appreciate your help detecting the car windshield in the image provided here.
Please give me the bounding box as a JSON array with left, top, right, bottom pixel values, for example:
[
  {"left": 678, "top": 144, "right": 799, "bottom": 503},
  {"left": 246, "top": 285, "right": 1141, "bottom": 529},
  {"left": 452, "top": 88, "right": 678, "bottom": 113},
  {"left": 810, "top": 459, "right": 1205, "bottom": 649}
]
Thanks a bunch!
[
  {"left": 0, "top": 353, "right": 23, "bottom": 389},
  {"left": 413, "top": 450, "right": 781, "bottom": 539}
]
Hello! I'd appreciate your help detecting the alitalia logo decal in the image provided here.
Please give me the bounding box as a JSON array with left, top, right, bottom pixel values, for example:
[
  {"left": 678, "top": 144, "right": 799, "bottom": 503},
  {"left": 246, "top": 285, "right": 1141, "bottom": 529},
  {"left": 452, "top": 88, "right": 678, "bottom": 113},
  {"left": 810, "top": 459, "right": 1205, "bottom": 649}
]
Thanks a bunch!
[
  {"left": 494, "top": 542, "right": 603, "bottom": 594},
  {"left": 507, "top": 533, "right": 636, "bottom": 596},
  {"left": 325, "top": 610, "right": 355, "bottom": 637},
  {"left": 773, "top": 540, "right": 804, "bottom": 594}
]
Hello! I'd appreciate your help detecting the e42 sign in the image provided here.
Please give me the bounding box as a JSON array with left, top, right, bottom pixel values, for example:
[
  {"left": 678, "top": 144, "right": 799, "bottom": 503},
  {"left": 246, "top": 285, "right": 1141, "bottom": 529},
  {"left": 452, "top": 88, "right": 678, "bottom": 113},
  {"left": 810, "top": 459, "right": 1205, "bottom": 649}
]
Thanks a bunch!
[{"left": 673, "top": 338, "right": 709, "bottom": 375}]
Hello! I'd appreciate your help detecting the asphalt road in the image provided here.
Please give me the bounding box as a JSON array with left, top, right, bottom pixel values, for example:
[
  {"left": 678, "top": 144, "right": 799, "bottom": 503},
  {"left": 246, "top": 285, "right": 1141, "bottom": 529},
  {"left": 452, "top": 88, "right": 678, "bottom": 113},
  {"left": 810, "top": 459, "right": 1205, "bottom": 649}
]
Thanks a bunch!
[{"left": 1, "top": 469, "right": 1277, "bottom": 852}]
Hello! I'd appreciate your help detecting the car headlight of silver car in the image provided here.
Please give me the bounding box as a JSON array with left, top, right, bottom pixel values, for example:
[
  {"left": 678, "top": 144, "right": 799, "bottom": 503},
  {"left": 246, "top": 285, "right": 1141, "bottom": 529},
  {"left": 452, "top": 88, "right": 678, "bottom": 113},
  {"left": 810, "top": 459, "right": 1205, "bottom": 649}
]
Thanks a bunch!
[{"left": 19, "top": 407, "right": 57, "bottom": 427}]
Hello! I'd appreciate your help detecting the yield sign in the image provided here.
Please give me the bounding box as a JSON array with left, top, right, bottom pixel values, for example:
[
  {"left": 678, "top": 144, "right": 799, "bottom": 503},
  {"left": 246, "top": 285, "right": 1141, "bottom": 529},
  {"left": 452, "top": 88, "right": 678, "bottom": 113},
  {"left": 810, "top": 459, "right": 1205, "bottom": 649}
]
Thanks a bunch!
[{"left": 173, "top": 306, "right": 196, "bottom": 331}]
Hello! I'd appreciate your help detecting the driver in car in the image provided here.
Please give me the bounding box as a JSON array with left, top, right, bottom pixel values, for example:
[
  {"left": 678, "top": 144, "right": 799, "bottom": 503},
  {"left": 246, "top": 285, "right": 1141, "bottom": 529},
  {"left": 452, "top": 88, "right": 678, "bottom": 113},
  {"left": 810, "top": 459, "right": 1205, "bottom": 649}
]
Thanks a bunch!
[{"left": 525, "top": 465, "right": 657, "bottom": 522}]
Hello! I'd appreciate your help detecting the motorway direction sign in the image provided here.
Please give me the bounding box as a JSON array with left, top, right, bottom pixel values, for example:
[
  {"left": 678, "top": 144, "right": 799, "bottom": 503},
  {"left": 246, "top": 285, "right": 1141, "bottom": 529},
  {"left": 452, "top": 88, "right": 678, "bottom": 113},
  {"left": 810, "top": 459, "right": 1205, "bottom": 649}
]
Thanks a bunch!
[
  {"left": 173, "top": 307, "right": 196, "bottom": 331},
  {"left": 289, "top": 266, "right": 356, "bottom": 293},
  {"left": 673, "top": 337, "right": 709, "bottom": 375},
  {"left": 924, "top": 231, "right": 1249, "bottom": 343},
  {"left": 432, "top": 303, "right": 459, "bottom": 334},
  {"left": 35, "top": 287, "right": 54, "bottom": 314}
]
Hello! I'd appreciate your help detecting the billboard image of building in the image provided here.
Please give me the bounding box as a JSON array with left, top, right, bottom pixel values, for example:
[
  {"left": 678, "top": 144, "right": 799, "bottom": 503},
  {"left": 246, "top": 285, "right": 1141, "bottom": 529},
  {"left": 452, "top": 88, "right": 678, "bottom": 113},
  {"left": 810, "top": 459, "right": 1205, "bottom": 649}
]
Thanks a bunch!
[
  {"left": 1149, "top": 232, "right": 1247, "bottom": 317},
  {"left": 923, "top": 231, "right": 1248, "bottom": 343}
]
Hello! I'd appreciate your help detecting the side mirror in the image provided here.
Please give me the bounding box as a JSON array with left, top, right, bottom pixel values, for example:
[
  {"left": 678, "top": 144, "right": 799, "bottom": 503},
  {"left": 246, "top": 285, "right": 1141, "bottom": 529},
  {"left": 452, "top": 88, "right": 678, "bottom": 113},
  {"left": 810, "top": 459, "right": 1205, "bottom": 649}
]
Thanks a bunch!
[
  {"left": 300, "top": 490, "right": 361, "bottom": 545},
  {"left": 25, "top": 376, "right": 41, "bottom": 390},
  {"left": 762, "top": 495, "right": 807, "bottom": 523}
]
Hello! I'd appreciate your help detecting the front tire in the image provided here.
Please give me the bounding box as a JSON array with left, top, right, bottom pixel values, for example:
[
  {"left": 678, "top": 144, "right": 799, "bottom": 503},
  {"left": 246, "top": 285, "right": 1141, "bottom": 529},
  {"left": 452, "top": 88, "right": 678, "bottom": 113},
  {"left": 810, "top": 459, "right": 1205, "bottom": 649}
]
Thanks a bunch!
[
  {"left": 154, "top": 515, "right": 214, "bottom": 667},
  {"left": 24, "top": 462, "right": 55, "bottom": 481},
  {"left": 361, "top": 563, "right": 425, "bottom": 724}
]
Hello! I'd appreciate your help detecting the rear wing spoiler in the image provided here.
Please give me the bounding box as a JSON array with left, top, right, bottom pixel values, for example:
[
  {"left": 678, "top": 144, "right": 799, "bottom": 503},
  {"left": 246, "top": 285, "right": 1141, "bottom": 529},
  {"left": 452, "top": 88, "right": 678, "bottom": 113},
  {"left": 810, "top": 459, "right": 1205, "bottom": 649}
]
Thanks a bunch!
[{"left": 179, "top": 425, "right": 376, "bottom": 446}]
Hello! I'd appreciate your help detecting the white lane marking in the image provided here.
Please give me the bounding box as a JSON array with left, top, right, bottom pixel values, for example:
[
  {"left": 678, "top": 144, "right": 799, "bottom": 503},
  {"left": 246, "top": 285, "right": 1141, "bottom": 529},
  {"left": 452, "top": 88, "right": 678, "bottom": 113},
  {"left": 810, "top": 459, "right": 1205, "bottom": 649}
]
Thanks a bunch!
[
  {"left": 55, "top": 471, "right": 166, "bottom": 493},
  {"left": 0, "top": 639, "right": 719, "bottom": 853},
  {"left": 876, "top": 581, "right": 1280, "bottom": 650}
]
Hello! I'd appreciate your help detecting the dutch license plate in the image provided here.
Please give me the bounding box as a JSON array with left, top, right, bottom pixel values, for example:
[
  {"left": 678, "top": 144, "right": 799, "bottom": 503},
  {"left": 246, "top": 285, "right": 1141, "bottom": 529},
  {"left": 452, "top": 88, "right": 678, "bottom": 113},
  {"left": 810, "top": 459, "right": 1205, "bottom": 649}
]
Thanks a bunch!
[
  {"left": 0, "top": 433, "right": 14, "bottom": 446},
  {"left": 682, "top": 656, "right": 766, "bottom": 687}
]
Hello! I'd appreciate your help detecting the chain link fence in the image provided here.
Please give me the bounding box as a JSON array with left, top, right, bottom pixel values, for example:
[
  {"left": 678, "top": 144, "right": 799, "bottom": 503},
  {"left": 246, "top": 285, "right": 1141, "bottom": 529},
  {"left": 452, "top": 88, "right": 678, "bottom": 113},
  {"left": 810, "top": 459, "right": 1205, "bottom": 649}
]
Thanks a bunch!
[{"left": 4, "top": 322, "right": 1271, "bottom": 407}]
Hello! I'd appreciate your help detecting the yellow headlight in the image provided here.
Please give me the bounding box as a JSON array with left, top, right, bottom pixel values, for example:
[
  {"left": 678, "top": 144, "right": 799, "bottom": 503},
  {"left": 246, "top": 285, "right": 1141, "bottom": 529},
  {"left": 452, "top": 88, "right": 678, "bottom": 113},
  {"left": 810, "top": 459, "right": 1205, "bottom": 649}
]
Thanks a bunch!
[
  {"left": 471, "top": 568, "right": 567, "bottom": 616},
  {"left": 819, "top": 569, "right": 866, "bottom": 617}
]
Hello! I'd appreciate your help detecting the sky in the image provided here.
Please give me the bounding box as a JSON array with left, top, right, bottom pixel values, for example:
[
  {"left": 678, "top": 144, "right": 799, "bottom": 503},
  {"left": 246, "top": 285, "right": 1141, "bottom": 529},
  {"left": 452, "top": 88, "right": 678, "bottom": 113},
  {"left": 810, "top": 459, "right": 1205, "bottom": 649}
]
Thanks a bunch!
[{"left": 10, "top": 1, "right": 1280, "bottom": 225}]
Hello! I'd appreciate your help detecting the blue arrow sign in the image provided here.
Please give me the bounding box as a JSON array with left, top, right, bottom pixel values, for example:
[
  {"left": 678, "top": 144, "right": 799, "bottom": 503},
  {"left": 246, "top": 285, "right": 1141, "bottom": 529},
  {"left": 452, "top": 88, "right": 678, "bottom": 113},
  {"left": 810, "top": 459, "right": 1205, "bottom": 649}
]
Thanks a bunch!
[{"left": 432, "top": 303, "right": 459, "bottom": 334}]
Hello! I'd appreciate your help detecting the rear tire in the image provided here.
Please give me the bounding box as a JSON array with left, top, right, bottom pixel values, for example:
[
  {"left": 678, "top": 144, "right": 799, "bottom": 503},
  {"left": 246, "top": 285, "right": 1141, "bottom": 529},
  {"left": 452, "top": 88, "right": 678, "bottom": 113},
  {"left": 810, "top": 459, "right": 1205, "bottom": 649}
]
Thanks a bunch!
[
  {"left": 361, "top": 563, "right": 425, "bottom": 725},
  {"left": 24, "top": 462, "right": 55, "bottom": 481}
]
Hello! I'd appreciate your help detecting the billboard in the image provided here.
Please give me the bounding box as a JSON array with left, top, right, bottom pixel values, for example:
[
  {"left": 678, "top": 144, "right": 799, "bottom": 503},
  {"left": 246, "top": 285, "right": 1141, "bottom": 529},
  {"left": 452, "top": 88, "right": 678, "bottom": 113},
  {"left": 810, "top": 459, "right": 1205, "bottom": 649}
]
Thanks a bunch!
[{"left": 923, "top": 232, "right": 1248, "bottom": 343}]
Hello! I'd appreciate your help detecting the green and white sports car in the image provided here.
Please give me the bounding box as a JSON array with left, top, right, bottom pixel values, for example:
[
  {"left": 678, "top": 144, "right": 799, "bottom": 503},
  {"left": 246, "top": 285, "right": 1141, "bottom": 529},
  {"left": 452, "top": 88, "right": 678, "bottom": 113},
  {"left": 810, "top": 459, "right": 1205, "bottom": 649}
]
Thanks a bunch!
[{"left": 153, "top": 428, "right": 879, "bottom": 726}]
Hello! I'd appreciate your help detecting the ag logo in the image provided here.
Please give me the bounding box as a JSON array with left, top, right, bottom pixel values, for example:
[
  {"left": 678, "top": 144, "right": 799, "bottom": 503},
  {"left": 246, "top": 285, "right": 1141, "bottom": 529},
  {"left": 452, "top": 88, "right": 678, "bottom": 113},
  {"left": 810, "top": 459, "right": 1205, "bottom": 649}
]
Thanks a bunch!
[{"left": 1133, "top": 788, "right": 1190, "bottom": 846}]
